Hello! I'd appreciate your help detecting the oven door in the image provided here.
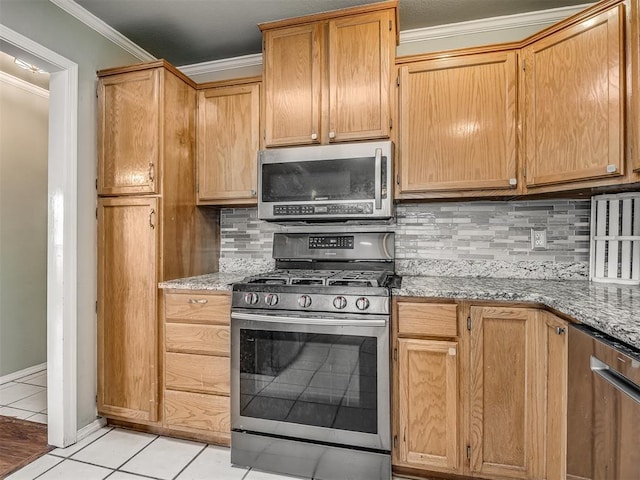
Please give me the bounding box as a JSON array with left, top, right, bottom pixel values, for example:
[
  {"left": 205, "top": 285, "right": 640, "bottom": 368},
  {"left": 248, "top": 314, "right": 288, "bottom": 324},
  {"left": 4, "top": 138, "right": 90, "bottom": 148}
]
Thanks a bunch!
[{"left": 230, "top": 310, "right": 390, "bottom": 452}]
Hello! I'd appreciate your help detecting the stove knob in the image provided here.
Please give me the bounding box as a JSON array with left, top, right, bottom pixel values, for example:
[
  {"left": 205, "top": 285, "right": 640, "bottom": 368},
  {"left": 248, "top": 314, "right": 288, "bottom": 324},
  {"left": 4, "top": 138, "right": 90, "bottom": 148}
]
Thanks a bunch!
[
  {"left": 264, "top": 293, "right": 279, "bottom": 306},
  {"left": 298, "top": 295, "right": 312, "bottom": 308},
  {"left": 355, "top": 297, "right": 370, "bottom": 311},
  {"left": 244, "top": 292, "right": 259, "bottom": 305},
  {"left": 333, "top": 296, "right": 348, "bottom": 309}
]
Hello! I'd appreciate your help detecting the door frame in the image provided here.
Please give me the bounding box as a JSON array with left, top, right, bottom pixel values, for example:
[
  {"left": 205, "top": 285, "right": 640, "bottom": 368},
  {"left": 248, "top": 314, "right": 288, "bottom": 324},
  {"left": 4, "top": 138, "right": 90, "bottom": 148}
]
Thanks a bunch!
[{"left": 1, "top": 25, "right": 78, "bottom": 448}]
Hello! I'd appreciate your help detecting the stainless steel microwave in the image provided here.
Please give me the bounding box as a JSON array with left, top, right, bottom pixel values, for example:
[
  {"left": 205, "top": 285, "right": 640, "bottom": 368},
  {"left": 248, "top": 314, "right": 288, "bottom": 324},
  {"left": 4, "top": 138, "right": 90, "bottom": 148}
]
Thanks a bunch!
[{"left": 257, "top": 141, "right": 394, "bottom": 221}]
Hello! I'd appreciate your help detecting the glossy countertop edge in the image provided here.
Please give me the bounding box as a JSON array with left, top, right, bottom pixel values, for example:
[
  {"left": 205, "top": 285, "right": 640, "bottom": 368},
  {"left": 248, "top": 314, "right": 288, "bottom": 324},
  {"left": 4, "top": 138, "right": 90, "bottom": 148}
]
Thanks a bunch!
[{"left": 159, "top": 273, "right": 639, "bottom": 349}]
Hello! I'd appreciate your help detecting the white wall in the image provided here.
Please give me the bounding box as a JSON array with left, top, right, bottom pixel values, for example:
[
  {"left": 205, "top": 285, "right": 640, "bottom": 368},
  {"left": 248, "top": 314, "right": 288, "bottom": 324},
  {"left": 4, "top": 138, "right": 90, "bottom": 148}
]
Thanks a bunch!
[
  {"left": 0, "top": 74, "right": 49, "bottom": 377},
  {"left": 0, "top": 0, "right": 140, "bottom": 429}
]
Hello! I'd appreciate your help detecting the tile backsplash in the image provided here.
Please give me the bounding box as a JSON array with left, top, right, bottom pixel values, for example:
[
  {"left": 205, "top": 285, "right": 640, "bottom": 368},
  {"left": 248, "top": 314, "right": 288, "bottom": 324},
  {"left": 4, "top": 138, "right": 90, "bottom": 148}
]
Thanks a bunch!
[{"left": 219, "top": 199, "right": 591, "bottom": 279}]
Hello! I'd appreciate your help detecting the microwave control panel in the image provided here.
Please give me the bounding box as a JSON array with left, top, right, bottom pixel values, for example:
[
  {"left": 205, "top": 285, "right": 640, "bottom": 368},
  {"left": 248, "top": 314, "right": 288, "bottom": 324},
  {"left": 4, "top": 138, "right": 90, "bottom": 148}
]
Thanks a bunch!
[
  {"left": 273, "top": 203, "right": 373, "bottom": 216},
  {"left": 308, "top": 236, "right": 354, "bottom": 249}
]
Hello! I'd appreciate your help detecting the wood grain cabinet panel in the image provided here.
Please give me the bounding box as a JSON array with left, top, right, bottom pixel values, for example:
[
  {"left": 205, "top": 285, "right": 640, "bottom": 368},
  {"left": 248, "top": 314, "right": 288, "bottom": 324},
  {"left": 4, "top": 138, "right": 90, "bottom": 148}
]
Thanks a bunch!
[
  {"left": 261, "top": 4, "right": 395, "bottom": 146},
  {"left": 164, "top": 390, "right": 230, "bottom": 434},
  {"left": 98, "top": 68, "right": 160, "bottom": 195},
  {"left": 165, "top": 323, "right": 229, "bottom": 356},
  {"left": 165, "top": 292, "right": 230, "bottom": 324},
  {"left": 398, "top": 51, "right": 518, "bottom": 196},
  {"left": 469, "top": 306, "right": 544, "bottom": 480},
  {"left": 165, "top": 352, "right": 229, "bottom": 395},
  {"left": 397, "top": 302, "right": 457, "bottom": 337},
  {"left": 197, "top": 82, "right": 260, "bottom": 204},
  {"left": 97, "top": 196, "right": 158, "bottom": 422},
  {"left": 397, "top": 338, "right": 459, "bottom": 473},
  {"left": 522, "top": 4, "right": 625, "bottom": 188}
]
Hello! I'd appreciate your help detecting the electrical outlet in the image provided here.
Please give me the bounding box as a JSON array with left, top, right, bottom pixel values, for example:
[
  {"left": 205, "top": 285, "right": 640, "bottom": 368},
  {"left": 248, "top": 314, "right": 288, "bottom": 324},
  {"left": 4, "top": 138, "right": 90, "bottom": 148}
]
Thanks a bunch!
[{"left": 531, "top": 229, "right": 547, "bottom": 250}]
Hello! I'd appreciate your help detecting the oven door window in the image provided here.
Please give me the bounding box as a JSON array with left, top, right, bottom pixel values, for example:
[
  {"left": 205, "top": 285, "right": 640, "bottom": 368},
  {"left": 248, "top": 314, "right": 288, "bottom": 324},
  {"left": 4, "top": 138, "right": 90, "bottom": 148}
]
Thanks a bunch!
[
  {"left": 239, "top": 329, "right": 378, "bottom": 434},
  {"left": 261, "top": 157, "right": 387, "bottom": 202}
]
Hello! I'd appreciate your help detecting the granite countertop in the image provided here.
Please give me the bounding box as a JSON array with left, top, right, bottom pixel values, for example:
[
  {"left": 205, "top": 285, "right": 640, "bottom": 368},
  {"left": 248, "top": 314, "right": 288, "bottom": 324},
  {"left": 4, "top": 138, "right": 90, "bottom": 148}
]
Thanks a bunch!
[
  {"left": 394, "top": 276, "right": 640, "bottom": 349},
  {"left": 159, "top": 271, "right": 639, "bottom": 349}
]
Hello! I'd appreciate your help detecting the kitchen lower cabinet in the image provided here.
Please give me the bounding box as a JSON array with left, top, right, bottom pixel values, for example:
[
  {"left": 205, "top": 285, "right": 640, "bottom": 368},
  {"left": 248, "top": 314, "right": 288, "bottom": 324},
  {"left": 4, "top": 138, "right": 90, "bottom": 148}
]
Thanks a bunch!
[
  {"left": 393, "top": 300, "right": 565, "bottom": 480},
  {"left": 469, "top": 306, "right": 544, "bottom": 480},
  {"left": 393, "top": 301, "right": 462, "bottom": 476},
  {"left": 162, "top": 291, "right": 231, "bottom": 445},
  {"left": 97, "top": 197, "right": 159, "bottom": 422}
]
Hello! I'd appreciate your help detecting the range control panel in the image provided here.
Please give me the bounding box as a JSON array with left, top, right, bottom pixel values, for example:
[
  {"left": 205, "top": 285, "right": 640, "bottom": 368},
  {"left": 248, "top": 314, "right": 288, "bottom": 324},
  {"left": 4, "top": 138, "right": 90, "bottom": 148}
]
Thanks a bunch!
[{"left": 308, "top": 236, "right": 354, "bottom": 249}]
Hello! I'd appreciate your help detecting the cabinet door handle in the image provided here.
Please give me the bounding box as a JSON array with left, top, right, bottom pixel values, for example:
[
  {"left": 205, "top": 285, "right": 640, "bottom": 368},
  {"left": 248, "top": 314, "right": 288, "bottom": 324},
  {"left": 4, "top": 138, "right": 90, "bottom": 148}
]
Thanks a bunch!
[
  {"left": 149, "top": 209, "right": 155, "bottom": 229},
  {"left": 311, "top": 133, "right": 318, "bottom": 141},
  {"left": 328, "top": 131, "right": 336, "bottom": 140},
  {"left": 188, "top": 298, "right": 208, "bottom": 304},
  {"left": 148, "top": 163, "right": 155, "bottom": 182},
  {"left": 250, "top": 189, "right": 256, "bottom": 196},
  {"left": 556, "top": 327, "right": 566, "bottom": 335}
]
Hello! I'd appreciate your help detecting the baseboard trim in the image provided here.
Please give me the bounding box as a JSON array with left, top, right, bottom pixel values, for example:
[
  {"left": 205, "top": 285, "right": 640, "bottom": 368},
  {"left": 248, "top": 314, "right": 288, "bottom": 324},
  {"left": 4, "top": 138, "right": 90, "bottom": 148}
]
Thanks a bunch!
[
  {"left": 76, "top": 417, "right": 107, "bottom": 442},
  {"left": 0, "top": 362, "right": 47, "bottom": 385}
]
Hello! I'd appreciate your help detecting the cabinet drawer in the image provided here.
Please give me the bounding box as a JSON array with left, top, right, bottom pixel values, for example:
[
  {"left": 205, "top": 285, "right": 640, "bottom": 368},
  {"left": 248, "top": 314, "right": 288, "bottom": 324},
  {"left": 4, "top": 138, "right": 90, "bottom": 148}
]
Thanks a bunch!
[
  {"left": 164, "top": 390, "right": 229, "bottom": 433},
  {"left": 166, "top": 323, "right": 229, "bottom": 356},
  {"left": 397, "top": 302, "right": 458, "bottom": 337},
  {"left": 165, "top": 352, "right": 229, "bottom": 395},
  {"left": 165, "top": 292, "right": 230, "bottom": 324}
]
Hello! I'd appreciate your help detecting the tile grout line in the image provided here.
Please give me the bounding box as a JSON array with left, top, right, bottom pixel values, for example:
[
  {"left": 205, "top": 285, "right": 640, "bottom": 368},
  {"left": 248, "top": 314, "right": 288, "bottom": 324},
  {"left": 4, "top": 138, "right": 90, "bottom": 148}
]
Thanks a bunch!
[
  {"left": 169, "top": 442, "right": 209, "bottom": 480},
  {"left": 49, "top": 426, "right": 114, "bottom": 459},
  {"left": 113, "top": 433, "right": 161, "bottom": 472}
]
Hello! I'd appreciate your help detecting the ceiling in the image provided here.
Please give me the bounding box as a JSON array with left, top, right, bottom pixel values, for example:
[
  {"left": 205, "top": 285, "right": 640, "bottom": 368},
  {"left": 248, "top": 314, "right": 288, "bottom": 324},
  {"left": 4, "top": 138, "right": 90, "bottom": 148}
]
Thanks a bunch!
[{"left": 74, "top": 0, "right": 591, "bottom": 67}]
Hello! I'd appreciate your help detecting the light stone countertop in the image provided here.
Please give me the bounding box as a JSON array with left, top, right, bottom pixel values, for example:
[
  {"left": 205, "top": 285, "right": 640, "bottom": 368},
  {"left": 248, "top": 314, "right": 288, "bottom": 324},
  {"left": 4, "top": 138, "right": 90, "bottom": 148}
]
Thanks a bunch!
[
  {"left": 159, "top": 272, "right": 639, "bottom": 349},
  {"left": 394, "top": 276, "right": 640, "bottom": 349}
]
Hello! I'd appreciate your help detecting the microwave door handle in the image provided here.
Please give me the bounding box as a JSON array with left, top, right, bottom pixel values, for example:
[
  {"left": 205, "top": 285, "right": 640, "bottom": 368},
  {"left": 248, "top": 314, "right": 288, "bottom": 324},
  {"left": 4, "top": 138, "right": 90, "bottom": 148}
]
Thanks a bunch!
[{"left": 374, "top": 148, "right": 382, "bottom": 210}]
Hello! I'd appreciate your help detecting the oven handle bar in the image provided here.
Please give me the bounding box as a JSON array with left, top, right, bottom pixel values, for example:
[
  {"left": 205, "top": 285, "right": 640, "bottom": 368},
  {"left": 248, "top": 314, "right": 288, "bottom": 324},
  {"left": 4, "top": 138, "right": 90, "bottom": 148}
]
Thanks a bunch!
[
  {"left": 231, "top": 311, "right": 387, "bottom": 328},
  {"left": 590, "top": 355, "right": 640, "bottom": 405}
]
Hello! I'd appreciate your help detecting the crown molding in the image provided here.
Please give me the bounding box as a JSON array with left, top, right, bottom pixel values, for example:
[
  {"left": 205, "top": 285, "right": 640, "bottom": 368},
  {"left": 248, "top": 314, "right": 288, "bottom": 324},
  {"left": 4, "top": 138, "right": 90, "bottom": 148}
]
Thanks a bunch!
[
  {"left": 179, "top": 53, "right": 263, "bottom": 76},
  {"left": 0, "top": 71, "right": 50, "bottom": 98},
  {"left": 399, "top": 3, "right": 594, "bottom": 44},
  {"left": 48, "top": 0, "right": 156, "bottom": 61}
]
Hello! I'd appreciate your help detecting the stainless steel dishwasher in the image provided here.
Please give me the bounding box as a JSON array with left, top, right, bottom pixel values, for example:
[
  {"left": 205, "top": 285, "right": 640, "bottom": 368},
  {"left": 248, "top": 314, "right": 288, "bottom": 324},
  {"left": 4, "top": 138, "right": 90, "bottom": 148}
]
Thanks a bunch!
[{"left": 567, "top": 324, "right": 640, "bottom": 480}]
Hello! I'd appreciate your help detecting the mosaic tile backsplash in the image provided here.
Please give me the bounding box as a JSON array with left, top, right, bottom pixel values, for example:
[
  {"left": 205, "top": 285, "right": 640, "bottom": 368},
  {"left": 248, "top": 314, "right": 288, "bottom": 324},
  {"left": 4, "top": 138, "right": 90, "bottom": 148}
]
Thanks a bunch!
[{"left": 219, "top": 199, "right": 591, "bottom": 279}]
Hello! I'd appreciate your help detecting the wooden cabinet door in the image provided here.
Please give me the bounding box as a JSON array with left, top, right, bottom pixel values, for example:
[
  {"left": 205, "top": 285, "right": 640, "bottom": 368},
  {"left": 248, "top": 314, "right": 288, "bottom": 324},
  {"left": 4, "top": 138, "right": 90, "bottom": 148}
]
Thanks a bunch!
[
  {"left": 469, "top": 306, "right": 543, "bottom": 479},
  {"left": 396, "top": 338, "right": 459, "bottom": 473},
  {"left": 329, "top": 10, "right": 393, "bottom": 142},
  {"left": 522, "top": 4, "right": 625, "bottom": 187},
  {"left": 398, "top": 51, "right": 518, "bottom": 194},
  {"left": 98, "top": 69, "right": 160, "bottom": 195},
  {"left": 97, "top": 197, "right": 158, "bottom": 422},
  {"left": 263, "top": 23, "right": 323, "bottom": 147},
  {"left": 543, "top": 313, "right": 568, "bottom": 480},
  {"left": 197, "top": 83, "right": 260, "bottom": 204}
]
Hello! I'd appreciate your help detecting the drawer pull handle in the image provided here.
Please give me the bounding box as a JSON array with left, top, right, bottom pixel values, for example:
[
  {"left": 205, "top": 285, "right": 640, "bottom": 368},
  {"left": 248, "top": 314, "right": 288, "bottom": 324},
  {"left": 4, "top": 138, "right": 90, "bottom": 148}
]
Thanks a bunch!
[{"left": 188, "top": 299, "right": 208, "bottom": 304}]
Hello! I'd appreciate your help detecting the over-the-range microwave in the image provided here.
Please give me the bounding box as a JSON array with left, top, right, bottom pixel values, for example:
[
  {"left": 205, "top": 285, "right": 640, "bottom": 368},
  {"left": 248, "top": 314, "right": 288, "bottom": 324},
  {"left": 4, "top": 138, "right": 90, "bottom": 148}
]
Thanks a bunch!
[{"left": 257, "top": 140, "right": 394, "bottom": 222}]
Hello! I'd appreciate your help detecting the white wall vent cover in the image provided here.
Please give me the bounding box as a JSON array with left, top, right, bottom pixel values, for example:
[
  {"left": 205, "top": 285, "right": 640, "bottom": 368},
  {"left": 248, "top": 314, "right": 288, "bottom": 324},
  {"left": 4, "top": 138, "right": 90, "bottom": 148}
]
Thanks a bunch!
[{"left": 590, "top": 192, "right": 640, "bottom": 284}]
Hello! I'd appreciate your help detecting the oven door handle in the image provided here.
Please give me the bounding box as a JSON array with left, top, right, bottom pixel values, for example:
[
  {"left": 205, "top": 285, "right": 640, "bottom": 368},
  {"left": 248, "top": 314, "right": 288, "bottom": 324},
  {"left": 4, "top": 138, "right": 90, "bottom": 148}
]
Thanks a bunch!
[
  {"left": 374, "top": 147, "right": 382, "bottom": 210},
  {"left": 231, "top": 311, "right": 387, "bottom": 328}
]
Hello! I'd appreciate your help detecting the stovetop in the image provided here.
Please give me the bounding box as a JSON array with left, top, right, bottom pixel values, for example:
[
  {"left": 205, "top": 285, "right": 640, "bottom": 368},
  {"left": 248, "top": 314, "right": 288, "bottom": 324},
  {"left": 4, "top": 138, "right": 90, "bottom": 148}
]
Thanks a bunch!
[{"left": 243, "top": 269, "right": 393, "bottom": 288}]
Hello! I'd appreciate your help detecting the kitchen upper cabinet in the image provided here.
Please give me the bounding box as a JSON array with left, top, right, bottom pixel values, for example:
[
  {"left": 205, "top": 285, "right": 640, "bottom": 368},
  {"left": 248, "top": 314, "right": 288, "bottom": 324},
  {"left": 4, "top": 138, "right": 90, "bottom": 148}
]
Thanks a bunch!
[
  {"left": 469, "top": 306, "right": 544, "bottom": 480},
  {"left": 98, "top": 68, "right": 161, "bottom": 195},
  {"left": 397, "top": 50, "right": 518, "bottom": 197},
  {"left": 521, "top": 3, "right": 625, "bottom": 189},
  {"left": 261, "top": 2, "right": 396, "bottom": 146},
  {"left": 393, "top": 301, "right": 461, "bottom": 476},
  {"left": 197, "top": 79, "right": 261, "bottom": 205},
  {"left": 97, "top": 196, "right": 158, "bottom": 422}
]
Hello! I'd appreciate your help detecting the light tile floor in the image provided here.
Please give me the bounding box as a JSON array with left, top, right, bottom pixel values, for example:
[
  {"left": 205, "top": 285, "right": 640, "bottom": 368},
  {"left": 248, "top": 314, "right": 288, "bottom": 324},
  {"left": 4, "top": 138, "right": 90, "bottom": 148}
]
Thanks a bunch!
[
  {"left": 7, "top": 425, "right": 408, "bottom": 480},
  {"left": 4, "top": 369, "right": 408, "bottom": 480},
  {"left": 0, "top": 369, "right": 48, "bottom": 424}
]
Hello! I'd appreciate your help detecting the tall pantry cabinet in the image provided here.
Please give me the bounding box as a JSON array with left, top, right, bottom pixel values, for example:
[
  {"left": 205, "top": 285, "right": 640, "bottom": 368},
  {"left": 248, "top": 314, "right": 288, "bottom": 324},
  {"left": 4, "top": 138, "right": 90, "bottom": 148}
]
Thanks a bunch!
[{"left": 97, "top": 61, "right": 219, "bottom": 424}]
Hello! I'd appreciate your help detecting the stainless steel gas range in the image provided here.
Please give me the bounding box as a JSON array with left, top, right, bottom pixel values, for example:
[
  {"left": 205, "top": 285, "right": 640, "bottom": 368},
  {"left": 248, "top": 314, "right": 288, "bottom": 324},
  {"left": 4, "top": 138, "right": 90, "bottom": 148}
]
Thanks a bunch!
[{"left": 230, "top": 232, "right": 397, "bottom": 480}]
